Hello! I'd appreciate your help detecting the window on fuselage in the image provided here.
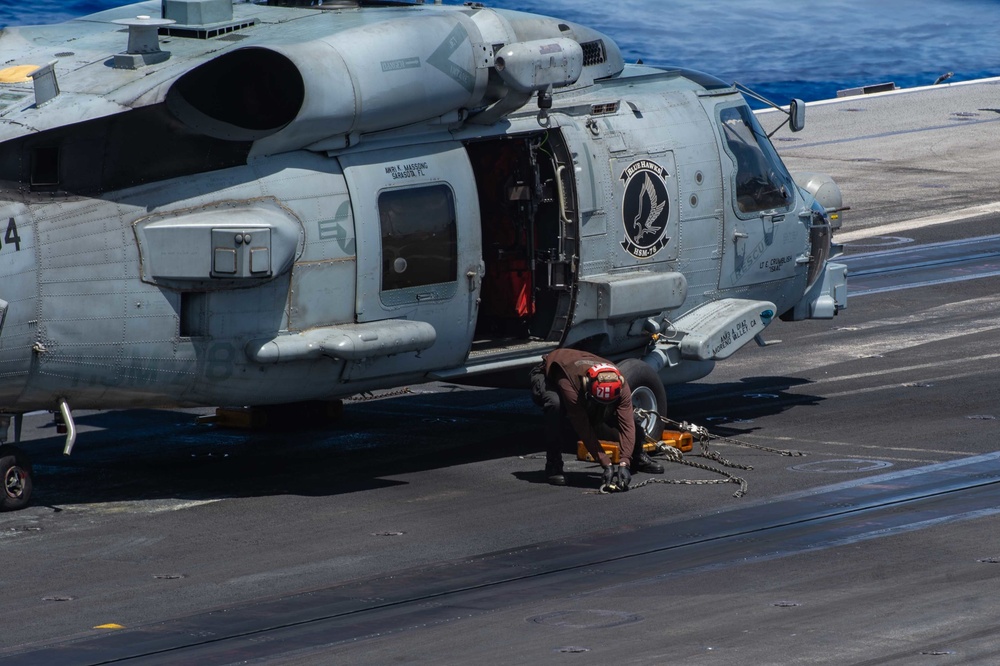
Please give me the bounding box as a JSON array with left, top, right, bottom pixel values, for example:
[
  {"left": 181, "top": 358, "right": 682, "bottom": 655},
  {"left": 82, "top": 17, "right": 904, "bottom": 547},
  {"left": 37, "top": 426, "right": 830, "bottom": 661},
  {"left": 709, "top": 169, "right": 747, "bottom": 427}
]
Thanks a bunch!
[
  {"left": 377, "top": 184, "right": 457, "bottom": 292},
  {"left": 719, "top": 105, "right": 794, "bottom": 215}
]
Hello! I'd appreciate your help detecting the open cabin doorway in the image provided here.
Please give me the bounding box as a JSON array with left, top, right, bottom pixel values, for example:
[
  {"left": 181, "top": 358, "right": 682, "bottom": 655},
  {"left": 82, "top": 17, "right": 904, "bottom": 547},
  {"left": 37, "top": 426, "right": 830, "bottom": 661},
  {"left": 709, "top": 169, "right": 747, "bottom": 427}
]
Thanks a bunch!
[{"left": 465, "top": 130, "right": 579, "bottom": 354}]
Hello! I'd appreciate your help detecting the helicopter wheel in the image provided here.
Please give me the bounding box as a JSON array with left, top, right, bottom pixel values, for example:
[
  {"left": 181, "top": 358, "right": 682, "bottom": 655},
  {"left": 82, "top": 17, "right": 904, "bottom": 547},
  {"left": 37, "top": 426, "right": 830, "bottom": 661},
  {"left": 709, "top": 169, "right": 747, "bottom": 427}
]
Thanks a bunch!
[
  {"left": 617, "top": 358, "right": 667, "bottom": 442},
  {"left": 0, "top": 445, "right": 33, "bottom": 511}
]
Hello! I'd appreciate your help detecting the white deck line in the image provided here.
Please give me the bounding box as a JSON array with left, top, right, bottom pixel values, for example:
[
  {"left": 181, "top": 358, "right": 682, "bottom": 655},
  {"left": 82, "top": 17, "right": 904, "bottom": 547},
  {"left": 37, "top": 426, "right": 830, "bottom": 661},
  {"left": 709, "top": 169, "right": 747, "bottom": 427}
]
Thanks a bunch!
[{"left": 836, "top": 201, "right": 1000, "bottom": 242}]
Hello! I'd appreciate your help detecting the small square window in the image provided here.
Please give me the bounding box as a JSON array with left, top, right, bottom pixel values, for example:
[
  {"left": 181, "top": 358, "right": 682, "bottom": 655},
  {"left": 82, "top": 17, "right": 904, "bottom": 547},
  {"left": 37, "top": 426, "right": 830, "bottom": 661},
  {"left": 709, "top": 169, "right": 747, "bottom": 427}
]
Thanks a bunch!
[{"left": 377, "top": 184, "right": 457, "bottom": 292}]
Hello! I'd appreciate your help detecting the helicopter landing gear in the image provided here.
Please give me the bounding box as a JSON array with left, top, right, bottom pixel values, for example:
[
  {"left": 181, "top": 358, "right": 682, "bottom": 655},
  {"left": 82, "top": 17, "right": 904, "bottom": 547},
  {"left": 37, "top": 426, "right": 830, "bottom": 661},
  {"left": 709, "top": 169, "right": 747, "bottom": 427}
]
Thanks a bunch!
[{"left": 0, "top": 445, "right": 32, "bottom": 511}]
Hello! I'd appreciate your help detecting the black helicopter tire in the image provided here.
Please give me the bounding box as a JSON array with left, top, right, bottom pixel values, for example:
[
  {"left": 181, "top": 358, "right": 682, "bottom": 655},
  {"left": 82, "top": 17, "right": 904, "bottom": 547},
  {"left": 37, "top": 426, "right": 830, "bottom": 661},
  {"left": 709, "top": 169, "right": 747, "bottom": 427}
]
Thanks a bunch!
[
  {"left": 0, "top": 445, "right": 32, "bottom": 511},
  {"left": 596, "top": 358, "right": 667, "bottom": 443}
]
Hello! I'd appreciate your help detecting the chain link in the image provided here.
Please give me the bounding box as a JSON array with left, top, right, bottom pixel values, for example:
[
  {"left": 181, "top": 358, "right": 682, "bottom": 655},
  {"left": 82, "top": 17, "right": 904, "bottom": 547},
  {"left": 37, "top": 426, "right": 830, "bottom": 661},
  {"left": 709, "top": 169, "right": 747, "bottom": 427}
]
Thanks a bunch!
[
  {"left": 636, "top": 409, "right": 804, "bottom": 457},
  {"left": 601, "top": 408, "right": 809, "bottom": 498}
]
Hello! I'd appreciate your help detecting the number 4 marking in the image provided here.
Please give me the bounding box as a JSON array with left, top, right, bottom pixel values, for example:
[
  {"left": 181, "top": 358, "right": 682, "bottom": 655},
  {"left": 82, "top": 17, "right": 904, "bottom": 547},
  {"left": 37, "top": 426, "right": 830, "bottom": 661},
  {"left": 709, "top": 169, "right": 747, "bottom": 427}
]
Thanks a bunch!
[{"left": 4, "top": 217, "right": 21, "bottom": 252}]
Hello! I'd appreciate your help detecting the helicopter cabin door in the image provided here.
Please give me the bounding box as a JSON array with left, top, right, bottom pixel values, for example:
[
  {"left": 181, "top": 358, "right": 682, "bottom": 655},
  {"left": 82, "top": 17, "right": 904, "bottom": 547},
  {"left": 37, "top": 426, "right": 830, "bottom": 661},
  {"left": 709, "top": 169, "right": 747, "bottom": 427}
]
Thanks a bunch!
[{"left": 339, "top": 143, "right": 483, "bottom": 380}]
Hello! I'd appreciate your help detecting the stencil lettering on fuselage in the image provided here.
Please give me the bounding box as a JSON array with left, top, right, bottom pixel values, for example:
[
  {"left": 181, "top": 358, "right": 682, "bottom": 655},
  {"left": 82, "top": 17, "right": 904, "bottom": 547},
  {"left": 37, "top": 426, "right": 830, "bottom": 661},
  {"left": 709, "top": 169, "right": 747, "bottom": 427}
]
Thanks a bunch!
[
  {"left": 426, "top": 24, "right": 476, "bottom": 93},
  {"left": 2, "top": 217, "right": 22, "bottom": 253}
]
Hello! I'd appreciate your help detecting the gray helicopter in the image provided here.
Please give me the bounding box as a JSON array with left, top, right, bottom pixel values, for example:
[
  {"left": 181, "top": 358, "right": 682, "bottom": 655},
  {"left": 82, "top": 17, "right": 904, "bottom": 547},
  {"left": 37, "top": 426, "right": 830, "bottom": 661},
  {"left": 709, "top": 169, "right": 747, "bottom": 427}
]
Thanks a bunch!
[{"left": 0, "top": 0, "right": 846, "bottom": 509}]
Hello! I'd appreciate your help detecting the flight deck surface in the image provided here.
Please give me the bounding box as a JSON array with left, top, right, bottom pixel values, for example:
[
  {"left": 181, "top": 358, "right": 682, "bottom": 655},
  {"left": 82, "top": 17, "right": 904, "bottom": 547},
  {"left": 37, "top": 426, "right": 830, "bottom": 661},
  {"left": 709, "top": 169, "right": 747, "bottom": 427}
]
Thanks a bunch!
[{"left": 2, "top": 80, "right": 1000, "bottom": 664}]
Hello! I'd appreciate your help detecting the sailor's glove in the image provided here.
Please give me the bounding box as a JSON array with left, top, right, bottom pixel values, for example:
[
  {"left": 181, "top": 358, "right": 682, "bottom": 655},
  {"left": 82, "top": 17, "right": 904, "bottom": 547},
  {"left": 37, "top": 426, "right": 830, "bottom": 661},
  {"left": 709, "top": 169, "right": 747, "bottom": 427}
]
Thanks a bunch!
[
  {"left": 616, "top": 464, "right": 631, "bottom": 491},
  {"left": 601, "top": 464, "right": 631, "bottom": 492},
  {"left": 601, "top": 465, "right": 615, "bottom": 490}
]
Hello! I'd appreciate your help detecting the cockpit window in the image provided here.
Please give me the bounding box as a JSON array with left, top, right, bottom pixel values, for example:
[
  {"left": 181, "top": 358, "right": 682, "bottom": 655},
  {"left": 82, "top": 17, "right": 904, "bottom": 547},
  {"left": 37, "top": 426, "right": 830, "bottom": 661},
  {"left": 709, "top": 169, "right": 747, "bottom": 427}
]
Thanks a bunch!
[{"left": 719, "top": 105, "right": 795, "bottom": 215}]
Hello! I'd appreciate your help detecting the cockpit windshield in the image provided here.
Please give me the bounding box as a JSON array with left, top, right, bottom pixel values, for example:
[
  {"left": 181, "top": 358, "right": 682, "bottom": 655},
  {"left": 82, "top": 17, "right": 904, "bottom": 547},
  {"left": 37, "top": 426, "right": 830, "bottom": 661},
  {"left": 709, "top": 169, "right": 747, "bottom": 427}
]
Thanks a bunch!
[{"left": 719, "top": 105, "right": 795, "bottom": 215}]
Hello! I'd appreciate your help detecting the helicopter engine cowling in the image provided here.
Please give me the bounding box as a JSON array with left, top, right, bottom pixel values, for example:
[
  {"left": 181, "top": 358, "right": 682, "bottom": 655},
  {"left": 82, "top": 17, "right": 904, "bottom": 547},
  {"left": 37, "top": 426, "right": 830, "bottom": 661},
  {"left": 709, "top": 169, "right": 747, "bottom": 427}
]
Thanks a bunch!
[{"left": 165, "top": 13, "right": 493, "bottom": 155}]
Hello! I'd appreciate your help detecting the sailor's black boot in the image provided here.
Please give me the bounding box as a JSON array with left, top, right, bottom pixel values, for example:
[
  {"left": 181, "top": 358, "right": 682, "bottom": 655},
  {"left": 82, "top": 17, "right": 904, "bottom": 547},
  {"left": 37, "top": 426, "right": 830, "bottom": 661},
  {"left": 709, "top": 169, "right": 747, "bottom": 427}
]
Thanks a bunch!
[
  {"left": 545, "top": 462, "right": 567, "bottom": 486},
  {"left": 633, "top": 450, "right": 664, "bottom": 474}
]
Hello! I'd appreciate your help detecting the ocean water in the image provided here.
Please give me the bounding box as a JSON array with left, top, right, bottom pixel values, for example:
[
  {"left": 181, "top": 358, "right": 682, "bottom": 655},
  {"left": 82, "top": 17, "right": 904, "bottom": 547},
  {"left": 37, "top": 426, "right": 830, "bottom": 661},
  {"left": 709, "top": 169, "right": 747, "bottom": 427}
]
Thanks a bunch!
[{"left": 2, "top": 0, "right": 999, "bottom": 102}]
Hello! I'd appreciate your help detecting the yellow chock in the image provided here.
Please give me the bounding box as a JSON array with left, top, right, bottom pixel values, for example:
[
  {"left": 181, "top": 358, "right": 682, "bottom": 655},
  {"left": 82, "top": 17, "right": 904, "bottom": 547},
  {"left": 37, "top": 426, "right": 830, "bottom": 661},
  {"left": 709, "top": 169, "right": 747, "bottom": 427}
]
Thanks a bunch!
[
  {"left": 210, "top": 406, "right": 269, "bottom": 429},
  {"left": 659, "top": 430, "right": 693, "bottom": 452},
  {"left": 576, "top": 440, "right": 622, "bottom": 463}
]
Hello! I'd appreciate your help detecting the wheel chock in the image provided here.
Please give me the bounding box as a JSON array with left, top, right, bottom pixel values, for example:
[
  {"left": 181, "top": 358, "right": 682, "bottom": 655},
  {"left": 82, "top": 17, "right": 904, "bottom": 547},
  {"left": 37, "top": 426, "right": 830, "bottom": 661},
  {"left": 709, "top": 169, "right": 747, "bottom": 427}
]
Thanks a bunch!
[
  {"left": 653, "top": 430, "right": 693, "bottom": 453},
  {"left": 204, "top": 407, "right": 270, "bottom": 429},
  {"left": 578, "top": 430, "right": 693, "bottom": 462},
  {"left": 576, "top": 440, "right": 622, "bottom": 463}
]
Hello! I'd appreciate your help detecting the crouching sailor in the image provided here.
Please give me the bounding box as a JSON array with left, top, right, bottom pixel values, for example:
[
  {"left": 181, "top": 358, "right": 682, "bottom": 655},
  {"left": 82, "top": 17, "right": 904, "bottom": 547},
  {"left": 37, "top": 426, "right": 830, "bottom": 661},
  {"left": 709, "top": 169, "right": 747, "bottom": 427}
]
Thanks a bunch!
[{"left": 530, "top": 349, "right": 664, "bottom": 489}]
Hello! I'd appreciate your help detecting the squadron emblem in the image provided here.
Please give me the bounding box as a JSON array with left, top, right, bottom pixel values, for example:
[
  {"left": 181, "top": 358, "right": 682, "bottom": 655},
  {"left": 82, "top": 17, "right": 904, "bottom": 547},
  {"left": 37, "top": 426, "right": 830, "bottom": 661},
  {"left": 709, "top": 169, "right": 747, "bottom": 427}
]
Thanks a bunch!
[{"left": 620, "top": 160, "right": 670, "bottom": 259}]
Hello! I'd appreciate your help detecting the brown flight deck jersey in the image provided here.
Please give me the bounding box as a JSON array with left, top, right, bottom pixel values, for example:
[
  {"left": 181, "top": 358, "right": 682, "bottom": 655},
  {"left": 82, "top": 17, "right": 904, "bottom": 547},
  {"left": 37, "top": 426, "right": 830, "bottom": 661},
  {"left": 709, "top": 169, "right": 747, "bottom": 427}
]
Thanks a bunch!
[{"left": 543, "top": 348, "right": 636, "bottom": 467}]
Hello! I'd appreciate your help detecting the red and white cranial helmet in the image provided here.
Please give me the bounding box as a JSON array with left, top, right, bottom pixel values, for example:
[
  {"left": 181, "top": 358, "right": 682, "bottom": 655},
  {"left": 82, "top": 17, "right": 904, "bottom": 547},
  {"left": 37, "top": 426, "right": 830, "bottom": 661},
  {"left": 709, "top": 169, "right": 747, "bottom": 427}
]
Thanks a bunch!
[{"left": 586, "top": 363, "right": 624, "bottom": 404}]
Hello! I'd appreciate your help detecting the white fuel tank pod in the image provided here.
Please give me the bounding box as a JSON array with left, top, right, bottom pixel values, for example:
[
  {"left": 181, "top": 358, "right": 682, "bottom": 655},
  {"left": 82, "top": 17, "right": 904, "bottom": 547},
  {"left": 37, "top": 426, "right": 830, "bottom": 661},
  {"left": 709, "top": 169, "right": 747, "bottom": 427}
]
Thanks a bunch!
[{"left": 494, "top": 38, "right": 584, "bottom": 93}]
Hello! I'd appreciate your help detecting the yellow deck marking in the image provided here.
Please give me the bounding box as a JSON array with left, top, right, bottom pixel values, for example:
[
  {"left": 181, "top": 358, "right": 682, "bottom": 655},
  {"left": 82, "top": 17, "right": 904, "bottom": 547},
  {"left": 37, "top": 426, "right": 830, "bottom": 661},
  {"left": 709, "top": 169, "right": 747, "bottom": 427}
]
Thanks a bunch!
[{"left": 0, "top": 65, "right": 40, "bottom": 84}]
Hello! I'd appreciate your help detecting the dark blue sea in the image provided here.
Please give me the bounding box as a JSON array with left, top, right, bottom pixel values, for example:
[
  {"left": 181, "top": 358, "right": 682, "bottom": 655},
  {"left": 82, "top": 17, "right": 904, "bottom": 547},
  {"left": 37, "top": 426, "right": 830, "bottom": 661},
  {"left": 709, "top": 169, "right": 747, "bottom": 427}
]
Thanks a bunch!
[{"left": 2, "top": 0, "right": 999, "bottom": 102}]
